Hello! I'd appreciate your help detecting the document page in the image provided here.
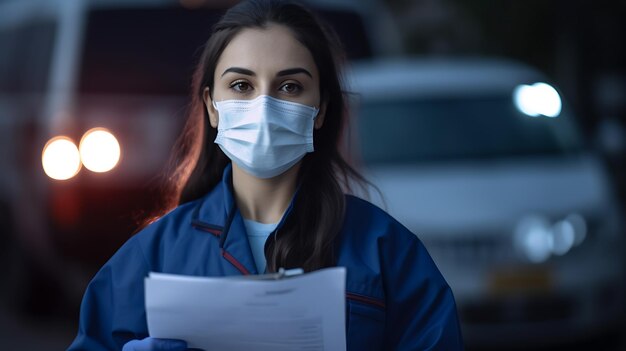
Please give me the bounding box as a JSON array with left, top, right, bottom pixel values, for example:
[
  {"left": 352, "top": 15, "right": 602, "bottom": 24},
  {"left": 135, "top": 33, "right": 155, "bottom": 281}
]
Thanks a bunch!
[{"left": 144, "top": 267, "right": 346, "bottom": 351}]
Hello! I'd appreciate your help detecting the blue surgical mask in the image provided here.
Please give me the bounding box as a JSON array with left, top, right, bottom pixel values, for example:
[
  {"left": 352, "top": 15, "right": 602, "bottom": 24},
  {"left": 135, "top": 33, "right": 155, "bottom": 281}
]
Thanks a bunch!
[{"left": 213, "top": 95, "right": 319, "bottom": 178}]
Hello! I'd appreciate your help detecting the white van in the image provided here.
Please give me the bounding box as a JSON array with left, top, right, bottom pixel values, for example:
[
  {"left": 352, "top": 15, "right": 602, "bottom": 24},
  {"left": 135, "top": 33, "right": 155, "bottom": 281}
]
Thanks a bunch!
[
  {"left": 0, "top": 0, "right": 400, "bottom": 313},
  {"left": 347, "top": 58, "right": 625, "bottom": 347}
]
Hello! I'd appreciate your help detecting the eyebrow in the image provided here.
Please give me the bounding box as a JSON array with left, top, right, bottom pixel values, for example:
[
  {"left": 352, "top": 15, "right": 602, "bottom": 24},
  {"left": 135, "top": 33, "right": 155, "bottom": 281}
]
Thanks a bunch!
[
  {"left": 221, "top": 67, "right": 312, "bottom": 78},
  {"left": 221, "top": 67, "right": 255, "bottom": 77},
  {"left": 277, "top": 68, "right": 312, "bottom": 78}
]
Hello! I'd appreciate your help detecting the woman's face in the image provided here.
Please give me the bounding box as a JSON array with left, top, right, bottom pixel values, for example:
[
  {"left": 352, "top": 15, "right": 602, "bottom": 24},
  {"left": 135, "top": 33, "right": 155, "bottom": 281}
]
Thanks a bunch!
[{"left": 204, "top": 23, "right": 326, "bottom": 129}]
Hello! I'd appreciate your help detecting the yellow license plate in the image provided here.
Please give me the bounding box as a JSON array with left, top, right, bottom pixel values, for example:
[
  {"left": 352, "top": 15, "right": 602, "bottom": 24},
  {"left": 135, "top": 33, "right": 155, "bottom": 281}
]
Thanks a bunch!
[{"left": 489, "top": 267, "right": 552, "bottom": 295}]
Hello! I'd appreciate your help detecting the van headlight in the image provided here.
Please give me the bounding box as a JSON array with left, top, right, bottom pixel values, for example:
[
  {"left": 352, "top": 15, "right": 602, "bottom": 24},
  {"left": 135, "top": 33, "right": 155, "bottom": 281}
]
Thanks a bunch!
[
  {"left": 514, "top": 214, "right": 587, "bottom": 263},
  {"left": 79, "top": 128, "right": 121, "bottom": 173},
  {"left": 42, "top": 128, "right": 121, "bottom": 179},
  {"left": 513, "top": 82, "right": 562, "bottom": 118},
  {"left": 42, "top": 136, "right": 82, "bottom": 180}
]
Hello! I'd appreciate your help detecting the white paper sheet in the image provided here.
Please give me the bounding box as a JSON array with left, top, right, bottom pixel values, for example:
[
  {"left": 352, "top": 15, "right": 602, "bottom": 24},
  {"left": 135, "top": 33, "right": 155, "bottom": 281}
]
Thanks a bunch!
[{"left": 144, "top": 267, "right": 346, "bottom": 351}]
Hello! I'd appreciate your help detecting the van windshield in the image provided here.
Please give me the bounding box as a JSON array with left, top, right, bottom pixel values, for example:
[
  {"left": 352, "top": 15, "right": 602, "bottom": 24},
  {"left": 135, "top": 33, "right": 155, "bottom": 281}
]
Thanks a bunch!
[
  {"left": 78, "top": 7, "right": 221, "bottom": 95},
  {"left": 357, "top": 95, "right": 583, "bottom": 165},
  {"left": 0, "top": 20, "right": 56, "bottom": 94}
]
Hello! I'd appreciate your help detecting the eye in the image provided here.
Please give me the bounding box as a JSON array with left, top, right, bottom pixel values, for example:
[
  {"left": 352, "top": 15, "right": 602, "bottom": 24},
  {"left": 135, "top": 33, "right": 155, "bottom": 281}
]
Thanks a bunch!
[
  {"left": 279, "top": 82, "right": 302, "bottom": 95},
  {"left": 229, "top": 80, "right": 252, "bottom": 93}
]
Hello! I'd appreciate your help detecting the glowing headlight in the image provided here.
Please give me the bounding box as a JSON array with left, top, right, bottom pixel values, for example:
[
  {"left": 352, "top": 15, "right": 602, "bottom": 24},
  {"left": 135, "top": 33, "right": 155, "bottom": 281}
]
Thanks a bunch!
[
  {"left": 514, "top": 213, "right": 588, "bottom": 263},
  {"left": 42, "top": 136, "right": 81, "bottom": 180},
  {"left": 79, "top": 128, "right": 121, "bottom": 173},
  {"left": 551, "top": 220, "right": 575, "bottom": 255},
  {"left": 514, "top": 216, "right": 553, "bottom": 263},
  {"left": 565, "top": 213, "right": 587, "bottom": 246},
  {"left": 513, "top": 82, "right": 562, "bottom": 118}
]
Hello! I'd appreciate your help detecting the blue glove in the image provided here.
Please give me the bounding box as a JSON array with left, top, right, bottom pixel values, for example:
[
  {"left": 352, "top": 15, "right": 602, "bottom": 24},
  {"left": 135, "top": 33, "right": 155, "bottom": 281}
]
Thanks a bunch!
[{"left": 122, "top": 337, "right": 188, "bottom": 351}]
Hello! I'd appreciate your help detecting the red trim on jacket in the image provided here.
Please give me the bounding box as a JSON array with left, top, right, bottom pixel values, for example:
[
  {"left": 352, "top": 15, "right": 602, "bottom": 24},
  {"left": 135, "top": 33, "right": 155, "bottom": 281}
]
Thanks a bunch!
[
  {"left": 191, "top": 222, "right": 222, "bottom": 237},
  {"left": 221, "top": 249, "right": 251, "bottom": 275},
  {"left": 346, "top": 292, "right": 386, "bottom": 309}
]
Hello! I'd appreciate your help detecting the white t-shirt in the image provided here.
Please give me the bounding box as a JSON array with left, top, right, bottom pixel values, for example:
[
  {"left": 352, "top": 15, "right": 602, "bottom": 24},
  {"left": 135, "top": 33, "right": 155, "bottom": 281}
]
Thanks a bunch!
[{"left": 243, "top": 219, "right": 278, "bottom": 273}]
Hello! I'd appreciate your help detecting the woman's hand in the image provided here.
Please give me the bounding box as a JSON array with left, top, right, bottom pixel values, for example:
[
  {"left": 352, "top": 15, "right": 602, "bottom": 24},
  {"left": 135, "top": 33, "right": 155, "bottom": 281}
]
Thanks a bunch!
[{"left": 122, "top": 337, "right": 188, "bottom": 351}]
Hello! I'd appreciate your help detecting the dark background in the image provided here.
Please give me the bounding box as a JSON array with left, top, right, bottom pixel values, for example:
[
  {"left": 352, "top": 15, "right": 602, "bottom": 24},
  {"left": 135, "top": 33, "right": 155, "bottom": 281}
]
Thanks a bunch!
[{"left": 0, "top": 0, "right": 625, "bottom": 349}]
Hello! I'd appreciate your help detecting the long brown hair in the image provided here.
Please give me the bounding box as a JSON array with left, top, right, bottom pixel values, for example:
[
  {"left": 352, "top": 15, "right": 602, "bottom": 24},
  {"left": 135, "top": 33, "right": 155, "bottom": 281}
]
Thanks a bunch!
[{"left": 161, "top": 0, "right": 368, "bottom": 272}]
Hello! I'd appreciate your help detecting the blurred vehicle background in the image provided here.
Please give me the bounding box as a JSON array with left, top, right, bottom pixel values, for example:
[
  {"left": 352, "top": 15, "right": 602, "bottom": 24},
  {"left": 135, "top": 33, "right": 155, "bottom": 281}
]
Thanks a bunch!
[
  {"left": 0, "top": 0, "right": 625, "bottom": 350},
  {"left": 347, "top": 58, "right": 625, "bottom": 349}
]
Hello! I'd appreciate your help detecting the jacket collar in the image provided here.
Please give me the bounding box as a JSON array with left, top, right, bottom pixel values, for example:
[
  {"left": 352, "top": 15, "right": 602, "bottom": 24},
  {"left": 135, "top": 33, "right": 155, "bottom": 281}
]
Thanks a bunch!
[
  {"left": 190, "top": 163, "right": 235, "bottom": 236},
  {"left": 190, "top": 163, "right": 300, "bottom": 274}
]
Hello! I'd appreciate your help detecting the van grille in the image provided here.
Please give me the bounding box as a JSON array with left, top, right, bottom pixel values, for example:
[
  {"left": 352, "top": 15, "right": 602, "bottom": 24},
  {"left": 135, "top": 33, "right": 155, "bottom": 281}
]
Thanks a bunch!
[{"left": 422, "top": 234, "right": 516, "bottom": 265}]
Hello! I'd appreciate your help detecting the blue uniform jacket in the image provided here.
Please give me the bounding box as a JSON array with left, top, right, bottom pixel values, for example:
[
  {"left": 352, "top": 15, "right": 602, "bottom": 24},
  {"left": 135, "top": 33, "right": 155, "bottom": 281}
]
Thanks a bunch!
[{"left": 68, "top": 165, "right": 463, "bottom": 350}]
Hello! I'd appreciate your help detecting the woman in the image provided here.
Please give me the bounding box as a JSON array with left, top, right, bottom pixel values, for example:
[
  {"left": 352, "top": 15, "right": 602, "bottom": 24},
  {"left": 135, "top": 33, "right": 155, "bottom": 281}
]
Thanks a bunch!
[{"left": 68, "top": 0, "right": 463, "bottom": 350}]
